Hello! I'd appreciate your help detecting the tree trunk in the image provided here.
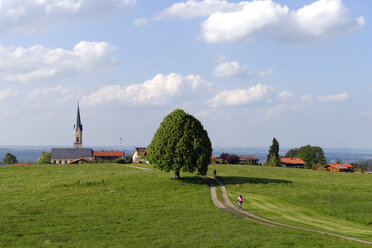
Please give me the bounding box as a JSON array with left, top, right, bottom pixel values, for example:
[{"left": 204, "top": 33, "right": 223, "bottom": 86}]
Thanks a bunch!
[{"left": 174, "top": 171, "right": 180, "bottom": 180}]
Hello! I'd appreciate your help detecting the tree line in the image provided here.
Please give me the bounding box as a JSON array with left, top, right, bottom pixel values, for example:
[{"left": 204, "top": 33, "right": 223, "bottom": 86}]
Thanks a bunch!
[{"left": 265, "top": 138, "right": 327, "bottom": 169}]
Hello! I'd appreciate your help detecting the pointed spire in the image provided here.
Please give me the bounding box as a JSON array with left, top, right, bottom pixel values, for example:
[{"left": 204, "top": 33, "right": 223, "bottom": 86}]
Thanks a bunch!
[{"left": 75, "top": 102, "right": 83, "bottom": 131}]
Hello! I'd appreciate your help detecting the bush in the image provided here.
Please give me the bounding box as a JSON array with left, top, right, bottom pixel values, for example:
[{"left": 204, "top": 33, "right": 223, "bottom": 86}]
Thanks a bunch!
[
  {"left": 3, "top": 153, "right": 18, "bottom": 164},
  {"left": 115, "top": 158, "right": 126, "bottom": 164},
  {"left": 264, "top": 155, "right": 279, "bottom": 167},
  {"left": 126, "top": 157, "right": 132, "bottom": 164},
  {"left": 226, "top": 154, "right": 239, "bottom": 164},
  {"left": 218, "top": 153, "right": 229, "bottom": 161},
  {"left": 356, "top": 168, "right": 364, "bottom": 174},
  {"left": 37, "top": 151, "right": 51, "bottom": 164},
  {"left": 312, "top": 164, "right": 325, "bottom": 171}
]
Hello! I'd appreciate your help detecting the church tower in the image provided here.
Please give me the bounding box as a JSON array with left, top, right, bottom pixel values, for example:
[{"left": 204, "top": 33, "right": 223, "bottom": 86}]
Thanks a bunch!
[{"left": 73, "top": 103, "right": 83, "bottom": 149}]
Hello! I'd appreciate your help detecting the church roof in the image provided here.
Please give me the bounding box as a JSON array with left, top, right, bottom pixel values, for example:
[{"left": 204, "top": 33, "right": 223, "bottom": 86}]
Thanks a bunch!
[{"left": 51, "top": 148, "right": 93, "bottom": 159}]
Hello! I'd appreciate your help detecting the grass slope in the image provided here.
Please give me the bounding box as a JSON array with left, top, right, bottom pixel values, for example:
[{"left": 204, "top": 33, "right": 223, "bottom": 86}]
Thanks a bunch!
[
  {"left": 210, "top": 164, "right": 372, "bottom": 242},
  {"left": 0, "top": 164, "right": 370, "bottom": 247}
]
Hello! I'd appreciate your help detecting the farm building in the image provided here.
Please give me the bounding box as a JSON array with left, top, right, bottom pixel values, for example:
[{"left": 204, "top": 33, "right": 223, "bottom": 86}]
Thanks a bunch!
[
  {"left": 211, "top": 156, "right": 217, "bottom": 164},
  {"left": 279, "top": 158, "right": 306, "bottom": 168},
  {"left": 132, "top": 147, "right": 148, "bottom": 163},
  {"left": 324, "top": 163, "right": 354, "bottom": 172},
  {"left": 68, "top": 158, "right": 92, "bottom": 164},
  {"left": 51, "top": 148, "right": 94, "bottom": 164},
  {"left": 93, "top": 151, "right": 125, "bottom": 162},
  {"left": 239, "top": 156, "right": 260, "bottom": 165}
]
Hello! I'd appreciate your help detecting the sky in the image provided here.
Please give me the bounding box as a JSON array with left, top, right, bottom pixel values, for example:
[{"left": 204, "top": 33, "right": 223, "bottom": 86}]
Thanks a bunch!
[{"left": 0, "top": 0, "right": 371, "bottom": 149}]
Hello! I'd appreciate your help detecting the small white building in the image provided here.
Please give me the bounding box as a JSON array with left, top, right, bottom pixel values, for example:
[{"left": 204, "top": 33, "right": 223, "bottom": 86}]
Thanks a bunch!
[{"left": 131, "top": 147, "right": 148, "bottom": 163}]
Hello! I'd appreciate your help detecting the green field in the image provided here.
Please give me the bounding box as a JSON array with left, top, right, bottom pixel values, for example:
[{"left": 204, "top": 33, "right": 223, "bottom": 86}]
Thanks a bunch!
[
  {"left": 0, "top": 163, "right": 371, "bottom": 247},
  {"left": 210, "top": 164, "right": 372, "bottom": 242}
]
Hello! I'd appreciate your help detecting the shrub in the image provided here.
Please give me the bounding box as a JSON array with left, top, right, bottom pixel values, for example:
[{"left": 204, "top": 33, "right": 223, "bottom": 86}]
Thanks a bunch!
[
  {"left": 226, "top": 154, "right": 240, "bottom": 164},
  {"left": 115, "top": 158, "right": 126, "bottom": 164},
  {"left": 264, "top": 155, "right": 279, "bottom": 167}
]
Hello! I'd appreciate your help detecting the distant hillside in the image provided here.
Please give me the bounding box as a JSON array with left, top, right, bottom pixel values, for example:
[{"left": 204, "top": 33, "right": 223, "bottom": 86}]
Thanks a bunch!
[{"left": 0, "top": 148, "right": 45, "bottom": 163}]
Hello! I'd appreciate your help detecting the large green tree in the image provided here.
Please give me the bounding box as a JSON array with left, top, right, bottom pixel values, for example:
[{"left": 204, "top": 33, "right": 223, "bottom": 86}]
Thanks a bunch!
[
  {"left": 3, "top": 153, "right": 18, "bottom": 164},
  {"left": 285, "top": 145, "right": 326, "bottom": 169},
  {"left": 37, "top": 151, "right": 51, "bottom": 164},
  {"left": 266, "top": 138, "right": 279, "bottom": 166},
  {"left": 147, "top": 109, "right": 212, "bottom": 179}
]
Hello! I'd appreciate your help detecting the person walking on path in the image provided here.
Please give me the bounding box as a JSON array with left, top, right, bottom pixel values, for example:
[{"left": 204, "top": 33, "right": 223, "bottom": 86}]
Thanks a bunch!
[
  {"left": 237, "top": 195, "right": 243, "bottom": 210},
  {"left": 213, "top": 169, "right": 217, "bottom": 178}
]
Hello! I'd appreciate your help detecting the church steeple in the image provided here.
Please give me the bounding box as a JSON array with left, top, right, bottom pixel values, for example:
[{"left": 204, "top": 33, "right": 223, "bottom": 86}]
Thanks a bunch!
[
  {"left": 75, "top": 103, "right": 83, "bottom": 131},
  {"left": 73, "top": 103, "right": 83, "bottom": 148}
]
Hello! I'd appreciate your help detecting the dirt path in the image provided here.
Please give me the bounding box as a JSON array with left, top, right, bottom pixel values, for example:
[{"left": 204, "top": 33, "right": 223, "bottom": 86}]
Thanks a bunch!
[
  {"left": 122, "top": 164, "right": 153, "bottom": 171},
  {"left": 207, "top": 176, "right": 372, "bottom": 245}
]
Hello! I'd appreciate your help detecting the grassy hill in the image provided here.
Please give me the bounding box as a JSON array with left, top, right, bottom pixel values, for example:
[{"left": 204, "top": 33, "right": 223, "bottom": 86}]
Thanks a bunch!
[
  {"left": 210, "top": 164, "right": 372, "bottom": 242},
  {"left": 0, "top": 163, "right": 371, "bottom": 247}
]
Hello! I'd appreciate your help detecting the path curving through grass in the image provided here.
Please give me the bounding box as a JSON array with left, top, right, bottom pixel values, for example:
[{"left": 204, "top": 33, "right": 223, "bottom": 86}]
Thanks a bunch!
[{"left": 207, "top": 176, "right": 372, "bottom": 245}]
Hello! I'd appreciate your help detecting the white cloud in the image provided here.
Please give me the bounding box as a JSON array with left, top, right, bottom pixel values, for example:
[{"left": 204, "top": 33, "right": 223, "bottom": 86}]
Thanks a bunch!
[
  {"left": 155, "top": 0, "right": 364, "bottom": 43},
  {"left": 283, "top": 0, "right": 365, "bottom": 42},
  {"left": 318, "top": 92, "right": 348, "bottom": 102},
  {"left": 257, "top": 67, "right": 275, "bottom": 76},
  {"left": 361, "top": 111, "right": 372, "bottom": 119},
  {"left": 33, "top": 112, "right": 55, "bottom": 121},
  {"left": 216, "top": 54, "right": 229, "bottom": 63},
  {"left": 266, "top": 103, "right": 301, "bottom": 119},
  {"left": 0, "top": 0, "right": 136, "bottom": 33},
  {"left": 0, "top": 41, "right": 118, "bottom": 84},
  {"left": 27, "top": 86, "right": 79, "bottom": 102},
  {"left": 209, "top": 84, "right": 274, "bottom": 107},
  {"left": 301, "top": 94, "right": 313, "bottom": 102},
  {"left": 201, "top": 0, "right": 288, "bottom": 43},
  {"left": 134, "top": 18, "right": 148, "bottom": 26},
  {"left": 213, "top": 61, "right": 274, "bottom": 77},
  {"left": 154, "top": 0, "right": 241, "bottom": 20},
  {"left": 278, "top": 90, "right": 294, "bottom": 101},
  {"left": 81, "top": 73, "right": 213, "bottom": 106},
  {"left": 0, "top": 89, "right": 18, "bottom": 101}
]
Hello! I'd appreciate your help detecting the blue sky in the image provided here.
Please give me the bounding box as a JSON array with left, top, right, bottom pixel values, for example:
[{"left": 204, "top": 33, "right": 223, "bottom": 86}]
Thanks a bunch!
[{"left": 0, "top": 0, "right": 371, "bottom": 149}]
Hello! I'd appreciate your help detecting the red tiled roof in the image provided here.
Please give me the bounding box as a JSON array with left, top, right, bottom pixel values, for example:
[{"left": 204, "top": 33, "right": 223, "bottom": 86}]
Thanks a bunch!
[
  {"left": 68, "top": 158, "right": 91, "bottom": 164},
  {"left": 93, "top": 151, "right": 124, "bottom": 157},
  {"left": 239, "top": 156, "right": 259, "bottom": 161},
  {"left": 324, "top": 163, "right": 353, "bottom": 169},
  {"left": 280, "top": 158, "right": 306, "bottom": 165}
]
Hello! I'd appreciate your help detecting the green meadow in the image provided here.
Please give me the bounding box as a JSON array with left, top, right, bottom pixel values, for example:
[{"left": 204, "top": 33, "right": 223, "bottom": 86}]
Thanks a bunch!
[
  {"left": 0, "top": 163, "right": 371, "bottom": 247},
  {"left": 210, "top": 164, "right": 372, "bottom": 242}
]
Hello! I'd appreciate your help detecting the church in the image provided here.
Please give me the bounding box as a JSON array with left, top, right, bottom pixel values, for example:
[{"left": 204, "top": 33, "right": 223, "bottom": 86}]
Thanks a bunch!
[{"left": 50, "top": 104, "right": 124, "bottom": 164}]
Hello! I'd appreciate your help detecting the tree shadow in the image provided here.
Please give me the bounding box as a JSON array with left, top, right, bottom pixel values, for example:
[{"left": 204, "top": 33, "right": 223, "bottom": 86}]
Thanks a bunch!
[
  {"left": 218, "top": 176, "right": 292, "bottom": 185},
  {"left": 177, "top": 176, "right": 292, "bottom": 185},
  {"left": 175, "top": 176, "right": 208, "bottom": 185}
]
